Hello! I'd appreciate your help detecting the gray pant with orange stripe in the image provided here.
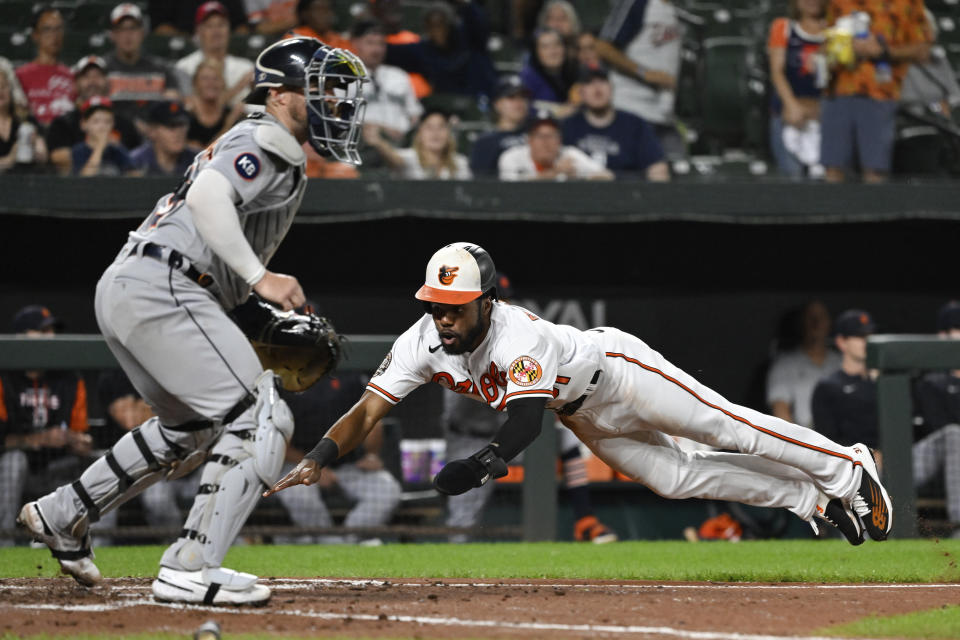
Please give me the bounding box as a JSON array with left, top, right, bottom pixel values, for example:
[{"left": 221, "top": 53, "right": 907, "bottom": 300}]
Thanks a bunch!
[{"left": 559, "top": 328, "right": 861, "bottom": 522}]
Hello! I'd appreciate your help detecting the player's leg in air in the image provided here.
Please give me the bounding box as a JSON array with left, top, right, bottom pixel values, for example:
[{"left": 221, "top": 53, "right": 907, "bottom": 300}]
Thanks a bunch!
[{"left": 562, "top": 328, "right": 891, "bottom": 546}]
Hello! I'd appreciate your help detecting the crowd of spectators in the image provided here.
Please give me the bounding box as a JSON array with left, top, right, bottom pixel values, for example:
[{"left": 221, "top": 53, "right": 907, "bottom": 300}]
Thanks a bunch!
[{"left": 1, "top": 0, "right": 951, "bottom": 181}]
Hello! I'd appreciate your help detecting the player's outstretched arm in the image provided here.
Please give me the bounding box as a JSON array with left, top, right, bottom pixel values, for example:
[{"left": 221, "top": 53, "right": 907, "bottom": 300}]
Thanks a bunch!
[
  {"left": 263, "top": 390, "right": 393, "bottom": 496},
  {"left": 434, "top": 396, "right": 547, "bottom": 495}
]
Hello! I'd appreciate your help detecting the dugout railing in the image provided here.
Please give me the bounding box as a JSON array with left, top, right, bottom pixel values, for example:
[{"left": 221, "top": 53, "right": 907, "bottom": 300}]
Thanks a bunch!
[
  {"left": 0, "top": 334, "right": 559, "bottom": 542},
  {"left": 866, "top": 335, "right": 960, "bottom": 538}
]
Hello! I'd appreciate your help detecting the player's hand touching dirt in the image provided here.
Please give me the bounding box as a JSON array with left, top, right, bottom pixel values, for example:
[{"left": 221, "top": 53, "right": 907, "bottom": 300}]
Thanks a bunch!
[
  {"left": 253, "top": 271, "right": 305, "bottom": 311},
  {"left": 263, "top": 458, "right": 323, "bottom": 496}
]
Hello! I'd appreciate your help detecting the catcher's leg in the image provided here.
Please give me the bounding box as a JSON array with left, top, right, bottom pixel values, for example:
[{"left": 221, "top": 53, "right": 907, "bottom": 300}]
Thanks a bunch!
[
  {"left": 154, "top": 372, "right": 292, "bottom": 606},
  {"left": 23, "top": 417, "right": 215, "bottom": 586}
]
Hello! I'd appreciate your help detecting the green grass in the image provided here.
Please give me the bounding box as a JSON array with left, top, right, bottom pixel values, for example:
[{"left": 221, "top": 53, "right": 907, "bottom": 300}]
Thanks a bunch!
[
  {"left": 4, "top": 541, "right": 960, "bottom": 639},
  {"left": 816, "top": 604, "right": 960, "bottom": 639},
  {"left": 3, "top": 539, "right": 960, "bottom": 583}
]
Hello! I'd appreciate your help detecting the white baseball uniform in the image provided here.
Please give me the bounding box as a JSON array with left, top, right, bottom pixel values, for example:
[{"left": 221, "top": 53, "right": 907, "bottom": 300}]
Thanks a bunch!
[{"left": 369, "top": 302, "right": 864, "bottom": 521}]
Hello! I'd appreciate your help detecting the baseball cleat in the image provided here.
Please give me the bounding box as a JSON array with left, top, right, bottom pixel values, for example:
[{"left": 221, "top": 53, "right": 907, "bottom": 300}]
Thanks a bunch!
[
  {"left": 847, "top": 444, "right": 893, "bottom": 540},
  {"left": 574, "top": 515, "right": 619, "bottom": 544},
  {"left": 16, "top": 502, "right": 102, "bottom": 587},
  {"left": 811, "top": 492, "right": 864, "bottom": 545},
  {"left": 152, "top": 566, "right": 271, "bottom": 606}
]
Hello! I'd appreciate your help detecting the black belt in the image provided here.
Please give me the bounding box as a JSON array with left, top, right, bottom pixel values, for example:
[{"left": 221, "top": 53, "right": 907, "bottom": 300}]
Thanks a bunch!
[
  {"left": 135, "top": 242, "right": 213, "bottom": 288},
  {"left": 556, "top": 369, "right": 602, "bottom": 417}
]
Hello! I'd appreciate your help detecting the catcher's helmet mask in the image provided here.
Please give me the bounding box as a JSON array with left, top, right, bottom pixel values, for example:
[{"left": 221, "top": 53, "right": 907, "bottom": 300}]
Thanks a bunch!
[{"left": 247, "top": 37, "right": 368, "bottom": 165}]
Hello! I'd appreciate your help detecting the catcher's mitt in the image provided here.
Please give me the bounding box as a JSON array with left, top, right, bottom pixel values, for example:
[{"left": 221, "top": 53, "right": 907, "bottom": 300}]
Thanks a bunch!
[{"left": 231, "top": 296, "right": 343, "bottom": 392}]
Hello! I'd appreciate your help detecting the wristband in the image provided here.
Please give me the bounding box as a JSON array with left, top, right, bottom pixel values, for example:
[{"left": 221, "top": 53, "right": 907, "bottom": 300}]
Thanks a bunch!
[{"left": 304, "top": 437, "right": 339, "bottom": 466}]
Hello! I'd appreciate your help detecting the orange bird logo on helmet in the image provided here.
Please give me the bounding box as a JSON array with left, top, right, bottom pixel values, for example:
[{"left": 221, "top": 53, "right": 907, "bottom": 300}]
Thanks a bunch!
[{"left": 438, "top": 265, "right": 459, "bottom": 286}]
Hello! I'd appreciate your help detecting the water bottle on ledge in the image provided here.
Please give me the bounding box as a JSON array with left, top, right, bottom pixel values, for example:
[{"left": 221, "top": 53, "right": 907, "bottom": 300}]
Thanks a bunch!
[{"left": 15, "top": 121, "right": 35, "bottom": 164}]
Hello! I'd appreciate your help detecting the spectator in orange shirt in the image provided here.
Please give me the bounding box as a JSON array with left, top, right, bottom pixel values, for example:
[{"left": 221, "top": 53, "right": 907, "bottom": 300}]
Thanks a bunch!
[
  {"left": 821, "top": 0, "right": 931, "bottom": 183},
  {"left": 0, "top": 306, "right": 91, "bottom": 546},
  {"left": 286, "top": 0, "right": 352, "bottom": 51}
]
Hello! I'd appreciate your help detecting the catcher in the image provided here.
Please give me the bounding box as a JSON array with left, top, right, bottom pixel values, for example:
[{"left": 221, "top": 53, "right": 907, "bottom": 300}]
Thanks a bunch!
[{"left": 18, "top": 37, "right": 361, "bottom": 606}]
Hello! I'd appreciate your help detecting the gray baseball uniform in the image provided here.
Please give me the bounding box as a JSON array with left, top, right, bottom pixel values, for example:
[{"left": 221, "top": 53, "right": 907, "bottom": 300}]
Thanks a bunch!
[{"left": 34, "top": 111, "right": 306, "bottom": 571}]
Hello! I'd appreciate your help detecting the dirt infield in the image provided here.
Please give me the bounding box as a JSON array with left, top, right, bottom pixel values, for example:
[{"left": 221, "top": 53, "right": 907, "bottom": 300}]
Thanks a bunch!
[{"left": 2, "top": 577, "right": 960, "bottom": 639}]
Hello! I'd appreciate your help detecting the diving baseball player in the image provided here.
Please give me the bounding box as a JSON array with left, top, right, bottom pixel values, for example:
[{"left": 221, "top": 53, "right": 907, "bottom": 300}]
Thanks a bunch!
[
  {"left": 267, "top": 242, "right": 894, "bottom": 546},
  {"left": 18, "top": 37, "right": 368, "bottom": 605}
]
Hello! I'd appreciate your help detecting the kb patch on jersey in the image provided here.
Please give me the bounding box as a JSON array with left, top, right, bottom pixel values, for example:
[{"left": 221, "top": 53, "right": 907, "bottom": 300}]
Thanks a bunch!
[
  {"left": 509, "top": 356, "right": 542, "bottom": 386},
  {"left": 234, "top": 152, "right": 261, "bottom": 180},
  {"left": 374, "top": 351, "right": 393, "bottom": 377}
]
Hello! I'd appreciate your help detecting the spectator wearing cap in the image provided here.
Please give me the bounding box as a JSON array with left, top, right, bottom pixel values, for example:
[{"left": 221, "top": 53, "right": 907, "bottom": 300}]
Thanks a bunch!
[
  {"left": 910, "top": 301, "right": 960, "bottom": 537},
  {"left": 150, "top": 0, "right": 250, "bottom": 36},
  {"left": 0, "top": 306, "right": 91, "bottom": 546},
  {"left": 105, "top": 3, "right": 182, "bottom": 124},
  {"left": 596, "top": 0, "right": 684, "bottom": 159},
  {"left": 244, "top": 0, "right": 298, "bottom": 36},
  {"left": 385, "top": 1, "right": 497, "bottom": 100},
  {"left": 811, "top": 309, "right": 879, "bottom": 448},
  {"left": 352, "top": 19, "right": 423, "bottom": 144},
  {"left": 0, "top": 62, "right": 46, "bottom": 174},
  {"left": 132, "top": 101, "right": 198, "bottom": 176},
  {"left": 185, "top": 58, "right": 245, "bottom": 147},
  {"left": 561, "top": 65, "right": 668, "bottom": 181},
  {"left": 14, "top": 5, "right": 75, "bottom": 127},
  {"left": 285, "top": 0, "right": 352, "bottom": 50},
  {"left": 175, "top": 1, "right": 256, "bottom": 107},
  {"left": 469, "top": 76, "right": 531, "bottom": 177},
  {"left": 364, "top": 108, "right": 471, "bottom": 179},
  {"left": 520, "top": 28, "right": 579, "bottom": 119},
  {"left": 498, "top": 112, "right": 612, "bottom": 181},
  {"left": 46, "top": 56, "right": 142, "bottom": 175},
  {"left": 71, "top": 96, "right": 137, "bottom": 176}
]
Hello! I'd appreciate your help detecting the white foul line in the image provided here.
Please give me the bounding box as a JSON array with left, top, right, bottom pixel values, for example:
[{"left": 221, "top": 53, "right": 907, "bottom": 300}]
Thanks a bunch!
[
  {"left": 3, "top": 579, "right": 960, "bottom": 592},
  {"left": 2, "top": 599, "right": 886, "bottom": 640}
]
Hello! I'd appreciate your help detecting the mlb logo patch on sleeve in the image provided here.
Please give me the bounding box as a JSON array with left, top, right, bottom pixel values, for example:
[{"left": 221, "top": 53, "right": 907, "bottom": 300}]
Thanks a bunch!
[{"left": 234, "top": 152, "right": 261, "bottom": 180}]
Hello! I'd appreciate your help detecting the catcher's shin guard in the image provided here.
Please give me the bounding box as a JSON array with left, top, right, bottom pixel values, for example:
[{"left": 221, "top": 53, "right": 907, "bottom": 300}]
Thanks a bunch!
[
  {"left": 162, "top": 373, "right": 294, "bottom": 570},
  {"left": 37, "top": 417, "right": 216, "bottom": 540}
]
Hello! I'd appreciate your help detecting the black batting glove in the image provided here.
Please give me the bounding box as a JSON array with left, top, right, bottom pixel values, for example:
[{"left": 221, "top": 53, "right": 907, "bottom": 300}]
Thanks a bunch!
[{"left": 433, "top": 445, "right": 508, "bottom": 496}]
